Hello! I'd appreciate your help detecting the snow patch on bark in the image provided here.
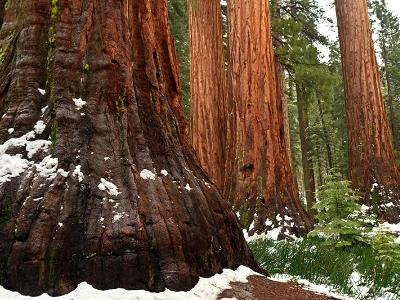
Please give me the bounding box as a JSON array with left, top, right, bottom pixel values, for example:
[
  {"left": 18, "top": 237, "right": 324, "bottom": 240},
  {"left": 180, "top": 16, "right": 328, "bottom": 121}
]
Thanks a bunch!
[
  {"left": 72, "top": 165, "right": 84, "bottom": 182},
  {"left": 140, "top": 169, "right": 156, "bottom": 180},
  {"left": 0, "top": 131, "right": 57, "bottom": 183},
  {"left": 98, "top": 178, "right": 120, "bottom": 196},
  {"left": 72, "top": 98, "right": 87, "bottom": 110},
  {"left": 34, "top": 121, "right": 46, "bottom": 134}
]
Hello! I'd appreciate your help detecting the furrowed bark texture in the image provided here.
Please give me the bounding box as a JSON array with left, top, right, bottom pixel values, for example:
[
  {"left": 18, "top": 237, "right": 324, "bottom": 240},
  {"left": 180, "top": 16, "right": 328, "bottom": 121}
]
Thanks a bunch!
[
  {"left": 227, "top": 0, "right": 312, "bottom": 235},
  {"left": 189, "top": 0, "right": 227, "bottom": 190},
  {"left": 0, "top": 0, "right": 260, "bottom": 296},
  {"left": 336, "top": 0, "right": 400, "bottom": 222}
]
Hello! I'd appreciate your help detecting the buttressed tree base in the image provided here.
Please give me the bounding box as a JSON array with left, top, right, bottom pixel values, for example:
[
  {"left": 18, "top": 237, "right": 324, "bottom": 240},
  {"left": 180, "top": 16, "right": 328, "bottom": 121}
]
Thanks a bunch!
[{"left": 0, "top": 0, "right": 260, "bottom": 296}]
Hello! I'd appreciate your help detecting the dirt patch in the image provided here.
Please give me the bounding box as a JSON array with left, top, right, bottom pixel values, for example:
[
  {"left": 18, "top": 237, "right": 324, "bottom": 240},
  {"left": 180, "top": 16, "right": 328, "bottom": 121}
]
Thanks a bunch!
[{"left": 218, "top": 275, "right": 339, "bottom": 300}]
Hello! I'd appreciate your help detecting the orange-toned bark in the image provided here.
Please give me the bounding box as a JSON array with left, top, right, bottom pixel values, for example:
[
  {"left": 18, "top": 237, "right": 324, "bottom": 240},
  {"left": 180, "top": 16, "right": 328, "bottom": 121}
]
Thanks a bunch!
[
  {"left": 189, "top": 0, "right": 227, "bottom": 190},
  {"left": 227, "top": 0, "right": 312, "bottom": 235},
  {"left": 336, "top": 0, "right": 400, "bottom": 222}
]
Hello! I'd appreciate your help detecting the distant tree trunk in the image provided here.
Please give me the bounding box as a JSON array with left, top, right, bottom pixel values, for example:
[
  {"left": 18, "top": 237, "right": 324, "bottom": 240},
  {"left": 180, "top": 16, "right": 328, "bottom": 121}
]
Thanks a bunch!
[
  {"left": 189, "top": 0, "right": 227, "bottom": 190},
  {"left": 227, "top": 0, "right": 312, "bottom": 235},
  {"left": 316, "top": 95, "right": 333, "bottom": 170},
  {"left": 296, "top": 83, "right": 316, "bottom": 216},
  {"left": 335, "top": 0, "right": 400, "bottom": 222},
  {"left": 0, "top": 0, "right": 260, "bottom": 296}
]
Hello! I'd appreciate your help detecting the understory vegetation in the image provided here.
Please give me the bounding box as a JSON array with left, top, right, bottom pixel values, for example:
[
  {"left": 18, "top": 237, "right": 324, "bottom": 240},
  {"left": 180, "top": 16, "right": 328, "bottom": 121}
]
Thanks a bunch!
[
  {"left": 250, "top": 237, "right": 400, "bottom": 299},
  {"left": 249, "top": 172, "right": 400, "bottom": 300}
]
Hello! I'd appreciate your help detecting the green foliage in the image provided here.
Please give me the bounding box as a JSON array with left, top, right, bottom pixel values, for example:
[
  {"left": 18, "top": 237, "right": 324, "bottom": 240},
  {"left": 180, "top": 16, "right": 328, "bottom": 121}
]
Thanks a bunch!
[
  {"left": 0, "top": 47, "right": 4, "bottom": 63},
  {"left": 309, "top": 173, "right": 375, "bottom": 247},
  {"left": 51, "top": 0, "right": 59, "bottom": 19},
  {"left": 83, "top": 63, "right": 90, "bottom": 72},
  {"left": 168, "top": 0, "right": 190, "bottom": 119},
  {"left": 50, "top": 123, "right": 57, "bottom": 149},
  {"left": 371, "top": 0, "right": 400, "bottom": 158},
  {"left": 250, "top": 237, "right": 400, "bottom": 299},
  {"left": 372, "top": 228, "right": 400, "bottom": 270}
]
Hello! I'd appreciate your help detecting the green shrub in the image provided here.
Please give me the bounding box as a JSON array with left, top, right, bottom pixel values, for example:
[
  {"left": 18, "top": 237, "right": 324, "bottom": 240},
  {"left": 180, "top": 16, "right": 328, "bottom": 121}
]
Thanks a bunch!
[{"left": 308, "top": 172, "right": 376, "bottom": 248}]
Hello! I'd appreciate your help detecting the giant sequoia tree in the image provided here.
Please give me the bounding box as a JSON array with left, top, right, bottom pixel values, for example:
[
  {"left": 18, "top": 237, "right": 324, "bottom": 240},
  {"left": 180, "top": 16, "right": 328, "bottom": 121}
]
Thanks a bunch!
[
  {"left": 227, "top": 0, "right": 312, "bottom": 234},
  {"left": 335, "top": 0, "right": 400, "bottom": 221},
  {"left": 0, "top": 0, "right": 259, "bottom": 296},
  {"left": 189, "top": 0, "right": 227, "bottom": 190}
]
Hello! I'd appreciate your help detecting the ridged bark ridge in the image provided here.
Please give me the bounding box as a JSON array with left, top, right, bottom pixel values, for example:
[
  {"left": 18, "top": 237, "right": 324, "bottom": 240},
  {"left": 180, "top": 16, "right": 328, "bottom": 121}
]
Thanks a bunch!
[
  {"left": 189, "top": 0, "right": 227, "bottom": 190},
  {"left": 336, "top": 0, "right": 400, "bottom": 222},
  {"left": 0, "top": 0, "right": 260, "bottom": 296},
  {"left": 227, "top": 0, "right": 312, "bottom": 235}
]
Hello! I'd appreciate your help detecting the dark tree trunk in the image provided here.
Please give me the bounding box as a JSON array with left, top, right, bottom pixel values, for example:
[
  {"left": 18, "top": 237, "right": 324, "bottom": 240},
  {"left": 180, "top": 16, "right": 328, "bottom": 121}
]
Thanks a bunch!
[
  {"left": 189, "top": 0, "right": 227, "bottom": 190},
  {"left": 316, "top": 95, "right": 333, "bottom": 170},
  {"left": 227, "top": 0, "right": 312, "bottom": 235},
  {"left": 0, "top": 0, "right": 260, "bottom": 296},
  {"left": 336, "top": 0, "right": 400, "bottom": 222}
]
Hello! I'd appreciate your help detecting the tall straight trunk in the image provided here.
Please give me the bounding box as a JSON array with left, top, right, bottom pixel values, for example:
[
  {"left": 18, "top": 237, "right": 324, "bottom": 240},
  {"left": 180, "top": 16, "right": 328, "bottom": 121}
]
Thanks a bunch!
[
  {"left": 335, "top": 0, "right": 400, "bottom": 222},
  {"left": 189, "top": 0, "right": 227, "bottom": 190},
  {"left": 316, "top": 95, "right": 333, "bottom": 169},
  {"left": 227, "top": 0, "right": 312, "bottom": 235},
  {"left": 296, "top": 83, "right": 316, "bottom": 216},
  {"left": 0, "top": 0, "right": 260, "bottom": 296}
]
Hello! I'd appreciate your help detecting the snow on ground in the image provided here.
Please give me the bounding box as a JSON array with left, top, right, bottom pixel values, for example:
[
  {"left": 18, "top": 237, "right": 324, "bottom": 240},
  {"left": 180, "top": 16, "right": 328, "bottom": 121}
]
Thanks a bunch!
[
  {"left": 0, "top": 266, "right": 258, "bottom": 300},
  {"left": 271, "top": 274, "right": 353, "bottom": 300}
]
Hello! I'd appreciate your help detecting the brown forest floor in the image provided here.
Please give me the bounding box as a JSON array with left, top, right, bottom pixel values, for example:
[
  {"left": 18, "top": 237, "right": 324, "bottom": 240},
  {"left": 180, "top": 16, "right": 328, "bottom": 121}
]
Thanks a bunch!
[{"left": 218, "top": 275, "right": 340, "bottom": 300}]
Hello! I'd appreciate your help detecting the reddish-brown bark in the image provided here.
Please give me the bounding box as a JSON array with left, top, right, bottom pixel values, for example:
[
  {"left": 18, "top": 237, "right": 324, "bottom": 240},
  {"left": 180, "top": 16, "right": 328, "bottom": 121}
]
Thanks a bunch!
[
  {"left": 227, "top": 0, "right": 312, "bottom": 235},
  {"left": 336, "top": 0, "right": 400, "bottom": 222},
  {"left": 189, "top": 0, "right": 227, "bottom": 190},
  {"left": 0, "top": 0, "right": 260, "bottom": 296}
]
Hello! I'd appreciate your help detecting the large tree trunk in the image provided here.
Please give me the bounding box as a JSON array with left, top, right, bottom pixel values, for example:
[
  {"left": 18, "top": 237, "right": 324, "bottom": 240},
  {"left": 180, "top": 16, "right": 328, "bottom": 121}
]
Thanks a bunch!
[
  {"left": 296, "top": 83, "right": 316, "bottom": 217},
  {"left": 335, "top": 0, "right": 400, "bottom": 222},
  {"left": 189, "top": 0, "right": 227, "bottom": 190},
  {"left": 227, "top": 0, "right": 312, "bottom": 235},
  {"left": 0, "top": 0, "right": 260, "bottom": 296}
]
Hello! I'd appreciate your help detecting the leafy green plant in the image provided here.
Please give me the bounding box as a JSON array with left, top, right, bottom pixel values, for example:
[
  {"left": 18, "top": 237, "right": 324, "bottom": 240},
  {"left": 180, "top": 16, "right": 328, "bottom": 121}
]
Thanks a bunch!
[
  {"left": 309, "top": 172, "right": 375, "bottom": 247},
  {"left": 372, "top": 228, "right": 400, "bottom": 270}
]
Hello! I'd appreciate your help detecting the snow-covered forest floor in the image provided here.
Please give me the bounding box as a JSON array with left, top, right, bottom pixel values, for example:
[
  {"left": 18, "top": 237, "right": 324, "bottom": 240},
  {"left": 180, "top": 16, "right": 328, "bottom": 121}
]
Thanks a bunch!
[{"left": 248, "top": 223, "right": 400, "bottom": 300}]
